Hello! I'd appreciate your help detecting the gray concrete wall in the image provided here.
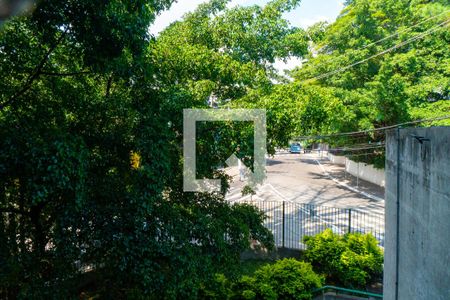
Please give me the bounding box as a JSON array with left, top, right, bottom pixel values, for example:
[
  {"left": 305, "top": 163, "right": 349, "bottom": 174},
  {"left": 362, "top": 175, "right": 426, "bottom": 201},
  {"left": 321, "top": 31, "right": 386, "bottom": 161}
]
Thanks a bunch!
[
  {"left": 328, "top": 153, "right": 347, "bottom": 165},
  {"left": 327, "top": 153, "right": 385, "bottom": 187},
  {"left": 384, "top": 127, "right": 450, "bottom": 300},
  {"left": 346, "top": 159, "right": 385, "bottom": 187}
]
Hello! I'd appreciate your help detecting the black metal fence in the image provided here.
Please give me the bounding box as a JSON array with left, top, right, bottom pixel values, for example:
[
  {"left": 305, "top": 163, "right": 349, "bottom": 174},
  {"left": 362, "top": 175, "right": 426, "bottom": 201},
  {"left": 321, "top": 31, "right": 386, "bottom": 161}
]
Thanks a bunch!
[{"left": 236, "top": 200, "right": 384, "bottom": 249}]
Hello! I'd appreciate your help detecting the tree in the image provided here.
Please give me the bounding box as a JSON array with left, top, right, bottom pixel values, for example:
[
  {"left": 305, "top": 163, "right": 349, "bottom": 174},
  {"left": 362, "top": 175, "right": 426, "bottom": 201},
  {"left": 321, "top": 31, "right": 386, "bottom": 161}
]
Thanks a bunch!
[
  {"left": 237, "top": 0, "right": 450, "bottom": 164},
  {"left": 0, "top": 0, "right": 276, "bottom": 298},
  {"left": 291, "top": 0, "right": 450, "bottom": 128},
  {"left": 151, "top": 0, "right": 309, "bottom": 165}
]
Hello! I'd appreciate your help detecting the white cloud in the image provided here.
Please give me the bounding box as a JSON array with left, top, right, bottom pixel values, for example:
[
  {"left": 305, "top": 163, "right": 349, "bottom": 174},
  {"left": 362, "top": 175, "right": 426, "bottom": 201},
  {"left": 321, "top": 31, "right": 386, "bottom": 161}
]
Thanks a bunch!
[
  {"left": 149, "top": 0, "right": 257, "bottom": 35},
  {"left": 291, "top": 15, "right": 332, "bottom": 30},
  {"left": 228, "top": 0, "right": 249, "bottom": 7},
  {"left": 273, "top": 57, "right": 303, "bottom": 73},
  {"left": 149, "top": 0, "right": 343, "bottom": 35},
  {"left": 149, "top": 0, "right": 207, "bottom": 35}
]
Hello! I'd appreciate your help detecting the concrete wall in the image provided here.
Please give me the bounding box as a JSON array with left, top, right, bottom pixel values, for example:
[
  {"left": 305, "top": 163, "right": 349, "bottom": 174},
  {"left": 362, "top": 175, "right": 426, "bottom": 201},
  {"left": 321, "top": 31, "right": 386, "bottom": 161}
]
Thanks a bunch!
[
  {"left": 328, "top": 153, "right": 347, "bottom": 165},
  {"left": 345, "top": 159, "right": 385, "bottom": 187},
  {"left": 328, "top": 153, "right": 385, "bottom": 187},
  {"left": 384, "top": 127, "right": 450, "bottom": 300}
]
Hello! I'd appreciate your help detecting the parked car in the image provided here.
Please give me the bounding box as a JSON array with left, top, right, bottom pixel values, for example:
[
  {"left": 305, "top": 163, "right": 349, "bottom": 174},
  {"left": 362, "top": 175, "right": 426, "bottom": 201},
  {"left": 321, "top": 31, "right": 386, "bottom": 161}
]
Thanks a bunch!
[{"left": 289, "top": 144, "right": 301, "bottom": 154}]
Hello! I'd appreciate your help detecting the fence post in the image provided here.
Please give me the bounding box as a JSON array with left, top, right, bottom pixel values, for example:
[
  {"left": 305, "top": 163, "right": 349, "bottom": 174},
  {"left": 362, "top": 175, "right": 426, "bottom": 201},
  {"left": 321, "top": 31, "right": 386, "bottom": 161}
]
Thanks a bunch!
[
  {"left": 282, "top": 201, "right": 286, "bottom": 248},
  {"left": 348, "top": 209, "right": 352, "bottom": 234}
]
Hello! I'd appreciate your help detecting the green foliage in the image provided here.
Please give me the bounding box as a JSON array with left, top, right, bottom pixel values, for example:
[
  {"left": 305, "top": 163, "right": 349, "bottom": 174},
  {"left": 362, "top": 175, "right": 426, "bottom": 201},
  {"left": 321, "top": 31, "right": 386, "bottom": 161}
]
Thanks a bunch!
[
  {"left": 238, "top": 259, "right": 275, "bottom": 277},
  {"left": 238, "top": 0, "right": 450, "bottom": 163},
  {"left": 304, "top": 0, "right": 450, "bottom": 127},
  {"left": 237, "top": 258, "right": 324, "bottom": 300},
  {"left": 200, "top": 259, "right": 323, "bottom": 300},
  {"left": 200, "top": 273, "right": 235, "bottom": 300},
  {"left": 303, "top": 229, "right": 384, "bottom": 289},
  {"left": 152, "top": 0, "right": 309, "bottom": 106},
  {"left": 1, "top": 0, "right": 446, "bottom": 297},
  {"left": 0, "top": 0, "right": 277, "bottom": 298},
  {"left": 241, "top": 186, "right": 256, "bottom": 197}
]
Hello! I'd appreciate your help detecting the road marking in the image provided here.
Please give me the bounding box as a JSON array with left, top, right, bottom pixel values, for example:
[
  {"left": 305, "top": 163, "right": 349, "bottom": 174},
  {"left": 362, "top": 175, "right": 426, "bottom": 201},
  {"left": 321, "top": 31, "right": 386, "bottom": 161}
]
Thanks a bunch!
[{"left": 259, "top": 183, "right": 344, "bottom": 234}]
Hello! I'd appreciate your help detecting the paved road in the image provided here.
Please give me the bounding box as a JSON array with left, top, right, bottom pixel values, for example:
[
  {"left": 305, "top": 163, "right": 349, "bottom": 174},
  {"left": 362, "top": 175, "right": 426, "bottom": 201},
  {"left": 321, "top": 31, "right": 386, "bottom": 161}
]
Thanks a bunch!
[
  {"left": 226, "top": 152, "right": 385, "bottom": 248},
  {"left": 227, "top": 152, "right": 384, "bottom": 214}
]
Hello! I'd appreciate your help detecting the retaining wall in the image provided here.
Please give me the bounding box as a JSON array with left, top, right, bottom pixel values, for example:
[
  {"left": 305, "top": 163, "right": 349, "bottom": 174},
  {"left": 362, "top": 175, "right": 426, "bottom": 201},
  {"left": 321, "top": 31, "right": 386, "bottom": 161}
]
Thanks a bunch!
[
  {"left": 345, "top": 160, "right": 385, "bottom": 187},
  {"left": 327, "top": 153, "right": 385, "bottom": 187},
  {"left": 384, "top": 127, "right": 450, "bottom": 300},
  {"left": 327, "top": 153, "right": 347, "bottom": 165}
]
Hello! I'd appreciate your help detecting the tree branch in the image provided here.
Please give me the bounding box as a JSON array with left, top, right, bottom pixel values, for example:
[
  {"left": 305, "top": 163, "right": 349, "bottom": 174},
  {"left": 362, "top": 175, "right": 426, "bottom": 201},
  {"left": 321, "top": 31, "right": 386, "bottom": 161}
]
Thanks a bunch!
[
  {"left": 0, "top": 207, "right": 29, "bottom": 215},
  {"left": 0, "top": 29, "right": 68, "bottom": 110},
  {"left": 105, "top": 75, "right": 113, "bottom": 97}
]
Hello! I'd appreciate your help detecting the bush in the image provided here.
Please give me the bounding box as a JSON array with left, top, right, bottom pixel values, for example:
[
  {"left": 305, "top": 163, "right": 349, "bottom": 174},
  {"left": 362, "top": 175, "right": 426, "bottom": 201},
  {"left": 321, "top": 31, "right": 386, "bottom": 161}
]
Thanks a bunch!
[
  {"left": 303, "top": 229, "right": 383, "bottom": 288},
  {"left": 199, "top": 273, "right": 234, "bottom": 300},
  {"left": 200, "top": 259, "right": 323, "bottom": 300},
  {"left": 234, "top": 259, "right": 323, "bottom": 300}
]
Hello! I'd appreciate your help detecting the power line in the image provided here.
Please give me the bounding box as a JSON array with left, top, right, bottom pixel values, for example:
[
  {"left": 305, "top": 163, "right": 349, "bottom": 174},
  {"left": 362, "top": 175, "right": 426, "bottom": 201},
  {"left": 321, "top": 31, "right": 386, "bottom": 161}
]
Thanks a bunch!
[
  {"left": 300, "top": 9, "right": 450, "bottom": 82},
  {"left": 288, "top": 13, "right": 450, "bottom": 149},
  {"left": 295, "top": 130, "right": 387, "bottom": 141},
  {"left": 328, "top": 144, "right": 385, "bottom": 152},
  {"left": 309, "top": 19, "right": 450, "bottom": 82},
  {"left": 357, "top": 9, "right": 450, "bottom": 51},
  {"left": 301, "top": 18, "right": 450, "bottom": 84},
  {"left": 331, "top": 141, "right": 385, "bottom": 147},
  {"left": 294, "top": 115, "right": 450, "bottom": 140},
  {"left": 345, "top": 151, "right": 385, "bottom": 158}
]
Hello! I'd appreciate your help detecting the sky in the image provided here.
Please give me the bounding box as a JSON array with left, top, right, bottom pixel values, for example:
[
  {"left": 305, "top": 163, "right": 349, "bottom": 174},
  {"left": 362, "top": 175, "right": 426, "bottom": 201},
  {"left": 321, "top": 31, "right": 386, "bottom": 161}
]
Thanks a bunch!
[
  {"left": 150, "top": 0, "right": 345, "bottom": 35},
  {"left": 149, "top": 0, "right": 345, "bottom": 73}
]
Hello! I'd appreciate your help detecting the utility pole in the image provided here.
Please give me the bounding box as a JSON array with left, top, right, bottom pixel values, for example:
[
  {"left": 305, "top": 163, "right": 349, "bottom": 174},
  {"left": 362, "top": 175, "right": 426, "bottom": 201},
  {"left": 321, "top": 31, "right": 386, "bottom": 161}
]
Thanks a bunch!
[{"left": 357, "top": 162, "right": 360, "bottom": 188}]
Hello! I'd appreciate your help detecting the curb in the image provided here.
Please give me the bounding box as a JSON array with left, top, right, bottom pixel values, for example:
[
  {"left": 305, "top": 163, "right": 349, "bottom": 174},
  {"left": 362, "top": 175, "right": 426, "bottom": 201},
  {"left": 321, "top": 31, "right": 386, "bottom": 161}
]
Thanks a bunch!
[{"left": 314, "top": 159, "right": 385, "bottom": 202}]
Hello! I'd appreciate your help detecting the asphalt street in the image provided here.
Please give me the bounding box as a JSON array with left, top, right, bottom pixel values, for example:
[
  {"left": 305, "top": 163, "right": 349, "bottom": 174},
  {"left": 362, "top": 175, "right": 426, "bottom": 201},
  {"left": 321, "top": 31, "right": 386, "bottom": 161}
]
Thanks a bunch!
[
  {"left": 227, "top": 152, "right": 384, "bottom": 215},
  {"left": 226, "top": 152, "right": 385, "bottom": 248}
]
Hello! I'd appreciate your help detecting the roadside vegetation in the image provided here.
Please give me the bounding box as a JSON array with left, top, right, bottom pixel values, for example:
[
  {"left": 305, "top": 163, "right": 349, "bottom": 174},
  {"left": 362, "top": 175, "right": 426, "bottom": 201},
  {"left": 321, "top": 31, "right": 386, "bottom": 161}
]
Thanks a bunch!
[
  {"left": 199, "top": 231, "right": 383, "bottom": 299},
  {"left": 303, "top": 229, "right": 384, "bottom": 289}
]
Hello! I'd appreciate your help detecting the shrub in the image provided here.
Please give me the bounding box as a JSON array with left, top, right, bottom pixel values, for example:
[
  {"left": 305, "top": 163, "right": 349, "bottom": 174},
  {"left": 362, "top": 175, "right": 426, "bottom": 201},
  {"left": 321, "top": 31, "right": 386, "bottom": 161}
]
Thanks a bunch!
[
  {"left": 200, "top": 259, "right": 323, "bottom": 300},
  {"left": 234, "top": 259, "right": 323, "bottom": 300},
  {"left": 303, "top": 229, "right": 383, "bottom": 288},
  {"left": 199, "top": 273, "right": 234, "bottom": 300}
]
